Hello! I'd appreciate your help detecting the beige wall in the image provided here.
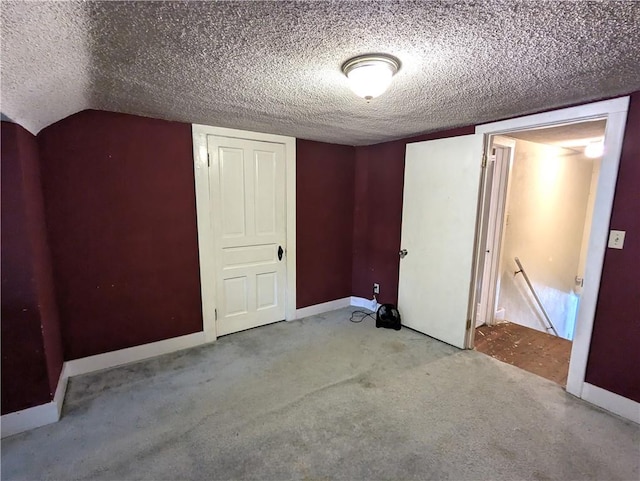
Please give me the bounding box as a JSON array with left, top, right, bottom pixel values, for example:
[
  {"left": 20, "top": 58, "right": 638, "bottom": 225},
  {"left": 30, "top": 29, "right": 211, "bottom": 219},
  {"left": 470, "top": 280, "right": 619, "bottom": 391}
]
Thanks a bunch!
[{"left": 497, "top": 138, "right": 595, "bottom": 340}]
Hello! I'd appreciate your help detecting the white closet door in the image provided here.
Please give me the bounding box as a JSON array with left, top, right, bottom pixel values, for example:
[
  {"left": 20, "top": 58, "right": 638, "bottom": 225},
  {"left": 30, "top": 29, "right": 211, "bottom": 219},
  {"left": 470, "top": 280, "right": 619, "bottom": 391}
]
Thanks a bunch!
[{"left": 208, "top": 135, "right": 286, "bottom": 336}]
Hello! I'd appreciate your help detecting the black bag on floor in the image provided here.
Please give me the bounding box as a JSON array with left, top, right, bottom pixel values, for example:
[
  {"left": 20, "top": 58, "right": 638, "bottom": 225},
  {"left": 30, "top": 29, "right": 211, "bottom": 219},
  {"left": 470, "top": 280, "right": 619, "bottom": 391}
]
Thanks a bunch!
[{"left": 376, "top": 304, "right": 401, "bottom": 330}]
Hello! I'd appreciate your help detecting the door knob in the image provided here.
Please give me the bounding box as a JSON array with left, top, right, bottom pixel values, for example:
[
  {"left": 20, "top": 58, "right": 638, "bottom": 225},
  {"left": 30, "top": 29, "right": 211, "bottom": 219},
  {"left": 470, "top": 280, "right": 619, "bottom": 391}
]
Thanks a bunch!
[
  {"left": 278, "top": 245, "right": 284, "bottom": 261},
  {"left": 399, "top": 249, "right": 408, "bottom": 259}
]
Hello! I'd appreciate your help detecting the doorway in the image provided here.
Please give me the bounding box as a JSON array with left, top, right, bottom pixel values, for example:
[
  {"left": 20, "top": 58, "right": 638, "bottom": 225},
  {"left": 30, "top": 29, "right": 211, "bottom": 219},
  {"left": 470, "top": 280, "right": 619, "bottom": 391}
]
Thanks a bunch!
[
  {"left": 192, "top": 124, "right": 297, "bottom": 342},
  {"left": 397, "top": 97, "right": 629, "bottom": 404},
  {"left": 207, "top": 135, "right": 288, "bottom": 336},
  {"left": 474, "top": 120, "right": 606, "bottom": 385}
]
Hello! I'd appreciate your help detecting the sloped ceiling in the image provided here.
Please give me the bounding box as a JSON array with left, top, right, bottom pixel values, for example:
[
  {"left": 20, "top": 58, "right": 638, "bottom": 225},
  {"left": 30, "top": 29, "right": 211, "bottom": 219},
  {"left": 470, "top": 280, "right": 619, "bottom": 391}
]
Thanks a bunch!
[{"left": 2, "top": 1, "right": 639, "bottom": 145}]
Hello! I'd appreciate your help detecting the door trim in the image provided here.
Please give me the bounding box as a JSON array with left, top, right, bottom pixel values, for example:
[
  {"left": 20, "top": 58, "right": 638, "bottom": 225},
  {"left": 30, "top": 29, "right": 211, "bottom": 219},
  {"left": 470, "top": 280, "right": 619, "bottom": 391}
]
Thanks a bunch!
[
  {"left": 474, "top": 96, "right": 630, "bottom": 398},
  {"left": 191, "top": 124, "right": 296, "bottom": 342},
  {"left": 476, "top": 138, "right": 515, "bottom": 329}
]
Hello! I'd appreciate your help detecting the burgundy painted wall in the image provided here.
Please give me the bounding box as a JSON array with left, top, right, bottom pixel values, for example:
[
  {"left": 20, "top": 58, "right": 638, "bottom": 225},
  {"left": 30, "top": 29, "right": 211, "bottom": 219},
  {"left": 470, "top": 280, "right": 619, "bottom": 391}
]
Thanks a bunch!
[
  {"left": 296, "top": 140, "right": 355, "bottom": 308},
  {"left": 351, "top": 127, "right": 475, "bottom": 303},
  {"left": 22, "top": 126, "right": 64, "bottom": 396},
  {"left": 38, "top": 110, "right": 202, "bottom": 360},
  {"left": 1, "top": 121, "right": 62, "bottom": 414},
  {"left": 585, "top": 92, "right": 640, "bottom": 402},
  {"left": 3, "top": 88, "right": 636, "bottom": 413}
]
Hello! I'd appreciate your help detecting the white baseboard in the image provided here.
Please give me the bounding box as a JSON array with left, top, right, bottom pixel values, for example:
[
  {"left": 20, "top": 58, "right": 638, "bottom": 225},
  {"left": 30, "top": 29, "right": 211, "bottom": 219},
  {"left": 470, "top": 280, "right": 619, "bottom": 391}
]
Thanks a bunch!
[
  {"left": 1, "top": 367, "right": 68, "bottom": 439},
  {"left": 295, "top": 297, "right": 351, "bottom": 319},
  {"left": 294, "top": 296, "right": 382, "bottom": 320},
  {"left": 4, "top": 322, "right": 638, "bottom": 438},
  {"left": 1, "top": 401, "right": 58, "bottom": 439},
  {"left": 582, "top": 382, "right": 640, "bottom": 424},
  {"left": 2, "top": 331, "right": 208, "bottom": 438},
  {"left": 64, "top": 331, "right": 208, "bottom": 378},
  {"left": 53, "top": 365, "right": 69, "bottom": 418},
  {"left": 350, "top": 296, "right": 380, "bottom": 312}
]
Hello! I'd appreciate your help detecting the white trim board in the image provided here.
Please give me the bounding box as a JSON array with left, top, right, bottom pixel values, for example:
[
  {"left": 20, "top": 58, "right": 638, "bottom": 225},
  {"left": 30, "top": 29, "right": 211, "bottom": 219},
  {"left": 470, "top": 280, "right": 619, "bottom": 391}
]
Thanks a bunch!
[
  {"left": 475, "top": 96, "right": 630, "bottom": 400},
  {"left": 191, "top": 124, "right": 297, "bottom": 339},
  {"left": 294, "top": 296, "right": 379, "bottom": 320},
  {"left": 2, "top": 332, "right": 207, "bottom": 438},
  {"left": 582, "top": 383, "right": 640, "bottom": 424},
  {"left": 53, "top": 365, "right": 69, "bottom": 418},
  {"left": 64, "top": 332, "right": 207, "bottom": 378},
  {"left": 350, "top": 296, "right": 380, "bottom": 312},
  {"left": 295, "top": 297, "right": 351, "bottom": 319},
  {"left": 3, "top": 303, "right": 638, "bottom": 436},
  {"left": 475, "top": 97, "right": 629, "bottom": 135},
  {"left": 1, "top": 367, "right": 68, "bottom": 439},
  {"left": 1, "top": 400, "right": 59, "bottom": 439}
]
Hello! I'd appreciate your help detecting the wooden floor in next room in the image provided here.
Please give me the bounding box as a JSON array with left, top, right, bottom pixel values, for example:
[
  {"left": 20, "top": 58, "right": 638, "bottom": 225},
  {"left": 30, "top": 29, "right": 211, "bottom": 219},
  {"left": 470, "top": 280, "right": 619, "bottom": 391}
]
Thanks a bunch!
[{"left": 474, "top": 322, "right": 572, "bottom": 386}]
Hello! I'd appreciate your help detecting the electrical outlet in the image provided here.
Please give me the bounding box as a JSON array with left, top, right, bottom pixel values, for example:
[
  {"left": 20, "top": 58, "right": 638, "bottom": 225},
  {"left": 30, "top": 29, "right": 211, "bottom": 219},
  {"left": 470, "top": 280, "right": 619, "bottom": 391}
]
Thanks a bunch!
[{"left": 373, "top": 283, "right": 380, "bottom": 294}]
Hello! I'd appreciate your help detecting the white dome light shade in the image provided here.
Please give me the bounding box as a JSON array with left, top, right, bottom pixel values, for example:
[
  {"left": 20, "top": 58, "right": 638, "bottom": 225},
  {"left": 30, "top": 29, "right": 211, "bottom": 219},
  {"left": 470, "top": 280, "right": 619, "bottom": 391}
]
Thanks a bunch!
[
  {"left": 585, "top": 140, "right": 604, "bottom": 158},
  {"left": 342, "top": 54, "right": 401, "bottom": 101},
  {"left": 346, "top": 63, "right": 394, "bottom": 100}
]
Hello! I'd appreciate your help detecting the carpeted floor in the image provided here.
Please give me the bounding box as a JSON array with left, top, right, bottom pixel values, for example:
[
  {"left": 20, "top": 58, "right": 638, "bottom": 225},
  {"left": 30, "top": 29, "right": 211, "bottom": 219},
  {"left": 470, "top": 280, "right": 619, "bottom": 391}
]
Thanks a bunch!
[{"left": 2, "top": 308, "right": 638, "bottom": 480}]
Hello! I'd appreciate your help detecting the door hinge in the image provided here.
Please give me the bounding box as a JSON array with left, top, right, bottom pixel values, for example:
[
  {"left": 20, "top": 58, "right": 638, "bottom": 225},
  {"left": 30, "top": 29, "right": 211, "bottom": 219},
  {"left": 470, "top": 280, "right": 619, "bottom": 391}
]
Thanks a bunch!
[
  {"left": 481, "top": 153, "right": 487, "bottom": 168},
  {"left": 214, "top": 308, "right": 217, "bottom": 321},
  {"left": 466, "top": 318, "right": 472, "bottom": 330},
  {"left": 207, "top": 153, "right": 210, "bottom": 167}
]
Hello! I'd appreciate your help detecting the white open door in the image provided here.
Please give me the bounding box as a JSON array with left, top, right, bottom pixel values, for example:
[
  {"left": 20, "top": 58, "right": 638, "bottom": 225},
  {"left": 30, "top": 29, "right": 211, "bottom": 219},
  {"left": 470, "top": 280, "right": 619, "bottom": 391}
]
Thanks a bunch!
[
  {"left": 398, "top": 134, "right": 484, "bottom": 348},
  {"left": 208, "top": 135, "right": 287, "bottom": 336}
]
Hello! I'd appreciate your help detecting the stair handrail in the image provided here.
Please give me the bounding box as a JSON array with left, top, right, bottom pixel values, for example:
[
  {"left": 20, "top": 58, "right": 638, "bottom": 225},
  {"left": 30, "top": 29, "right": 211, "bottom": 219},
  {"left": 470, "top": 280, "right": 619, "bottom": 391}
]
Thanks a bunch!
[{"left": 513, "top": 257, "right": 559, "bottom": 337}]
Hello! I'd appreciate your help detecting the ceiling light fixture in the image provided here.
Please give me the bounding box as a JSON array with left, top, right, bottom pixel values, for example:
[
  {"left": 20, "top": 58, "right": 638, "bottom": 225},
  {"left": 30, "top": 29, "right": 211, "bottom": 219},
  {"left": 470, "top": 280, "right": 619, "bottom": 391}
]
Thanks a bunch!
[
  {"left": 584, "top": 140, "right": 604, "bottom": 158},
  {"left": 341, "top": 54, "right": 401, "bottom": 101}
]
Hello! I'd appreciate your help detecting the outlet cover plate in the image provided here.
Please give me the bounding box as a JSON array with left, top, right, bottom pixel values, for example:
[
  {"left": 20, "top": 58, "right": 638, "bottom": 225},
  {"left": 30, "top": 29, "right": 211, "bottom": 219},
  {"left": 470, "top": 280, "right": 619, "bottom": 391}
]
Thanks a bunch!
[{"left": 608, "top": 230, "right": 626, "bottom": 249}]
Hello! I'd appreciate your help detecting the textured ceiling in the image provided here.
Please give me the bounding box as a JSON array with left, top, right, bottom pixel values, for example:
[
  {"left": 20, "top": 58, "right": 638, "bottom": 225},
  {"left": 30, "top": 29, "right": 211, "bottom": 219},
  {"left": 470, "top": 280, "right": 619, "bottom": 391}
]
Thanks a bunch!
[
  {"left": 506, "top": 119, "right": 607, "bottom": 145},
  {"left": 505, "top": 119, "right": 607, "bottom": 156},
  {"left": 2, "top": 1, "right": 640, "bottom": 145}
]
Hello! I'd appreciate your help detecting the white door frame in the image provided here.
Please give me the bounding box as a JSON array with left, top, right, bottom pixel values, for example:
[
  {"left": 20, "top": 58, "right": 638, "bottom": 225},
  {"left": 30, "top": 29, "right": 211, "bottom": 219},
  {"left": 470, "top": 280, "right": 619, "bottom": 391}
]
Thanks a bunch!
[
  {"left": 474, "top": 96, "right": 630, "bottom": 398},
  {"left": 476, "top": 137, "right": 515, "bottom": 328},
  {"left": 191, "top": 124, "right": 296, "bottom": 342}
]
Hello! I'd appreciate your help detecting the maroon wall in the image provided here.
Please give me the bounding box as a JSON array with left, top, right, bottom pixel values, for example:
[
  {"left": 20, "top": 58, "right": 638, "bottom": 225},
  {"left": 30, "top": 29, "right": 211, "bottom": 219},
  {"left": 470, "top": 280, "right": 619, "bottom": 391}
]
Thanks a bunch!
[
  {"left": 351, "top": 127, "right": 475, "bottom": 303},
  {"left": 585, "top": 92, "right": 640, "bottom": 402},
  {"left": 3, "top": 89, "right": 637, "bottom": 412},
  {"left": 1, "top": 121, "right": 63, "bottom": 414},
  {"left": 38, "top": 110, "right": 202, "bottom": 360},
  {"left": 296, "top": 140, "right": 355, "bottom": 308}
]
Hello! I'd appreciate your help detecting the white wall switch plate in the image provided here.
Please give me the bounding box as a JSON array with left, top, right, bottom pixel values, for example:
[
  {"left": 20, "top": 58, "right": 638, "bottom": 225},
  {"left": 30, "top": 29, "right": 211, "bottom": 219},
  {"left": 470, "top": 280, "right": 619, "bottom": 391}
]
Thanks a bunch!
[{"left": 608, "top": 230, "right": 626, "bottom": 249}]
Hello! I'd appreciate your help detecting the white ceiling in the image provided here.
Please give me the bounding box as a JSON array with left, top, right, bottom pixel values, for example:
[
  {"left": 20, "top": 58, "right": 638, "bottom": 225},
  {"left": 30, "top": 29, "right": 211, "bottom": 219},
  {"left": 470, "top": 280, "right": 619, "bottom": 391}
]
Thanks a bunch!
[
  {"left": 2, "top": 1, "right": 639, "bottom": 145},
  {"left": 505, "top": 119, "right": 607, "bottom": 156},
  {"left": 506, "top": 119, "right": 607, "bottom": 145}
]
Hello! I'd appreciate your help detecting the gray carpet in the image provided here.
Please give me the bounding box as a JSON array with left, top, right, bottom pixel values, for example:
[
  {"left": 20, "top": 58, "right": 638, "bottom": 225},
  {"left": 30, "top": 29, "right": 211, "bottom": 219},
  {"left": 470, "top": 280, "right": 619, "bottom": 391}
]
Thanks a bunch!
[{"left": 2, "top": 308, "right": 638, "bottom": 480}]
